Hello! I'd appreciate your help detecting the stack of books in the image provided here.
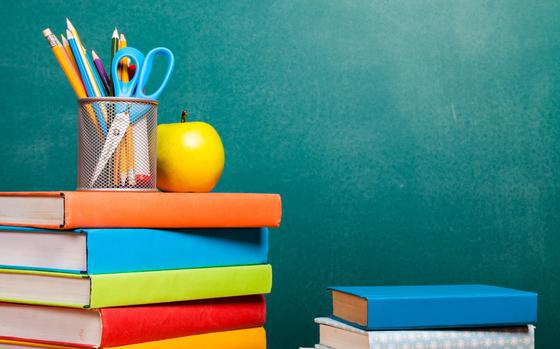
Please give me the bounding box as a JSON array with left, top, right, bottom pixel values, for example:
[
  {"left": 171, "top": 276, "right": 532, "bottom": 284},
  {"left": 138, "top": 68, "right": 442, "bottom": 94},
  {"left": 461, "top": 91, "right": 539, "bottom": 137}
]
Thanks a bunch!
[
  {"left": 0, "top": 191, "right": 282, "bottom": 349},
  {"left": 304, "top": 284, "right": 538, "bottom": 349}
]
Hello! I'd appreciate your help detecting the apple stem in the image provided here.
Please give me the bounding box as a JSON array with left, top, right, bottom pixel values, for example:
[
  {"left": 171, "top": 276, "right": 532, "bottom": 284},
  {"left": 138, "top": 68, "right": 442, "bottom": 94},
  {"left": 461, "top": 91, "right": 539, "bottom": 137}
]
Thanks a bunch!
[{"left": 181, "top": 110, "right": 188, "bottom": 123}]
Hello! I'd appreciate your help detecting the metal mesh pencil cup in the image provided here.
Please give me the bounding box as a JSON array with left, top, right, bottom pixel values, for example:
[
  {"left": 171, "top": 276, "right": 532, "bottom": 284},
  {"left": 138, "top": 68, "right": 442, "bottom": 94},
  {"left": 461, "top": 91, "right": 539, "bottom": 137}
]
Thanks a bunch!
[{"left": 77, "top": 97, "right": 158, "bottom": 191}]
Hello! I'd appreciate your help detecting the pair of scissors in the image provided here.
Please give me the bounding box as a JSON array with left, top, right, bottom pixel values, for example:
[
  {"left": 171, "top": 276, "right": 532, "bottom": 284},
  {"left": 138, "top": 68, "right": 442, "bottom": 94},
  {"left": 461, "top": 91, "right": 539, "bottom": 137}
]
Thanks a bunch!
[
  {"left": 111, "top": 46, "right": 175, "bottom": 121},
  {"left": 90, "top": 47, "right": 174, "bottom": 186}
]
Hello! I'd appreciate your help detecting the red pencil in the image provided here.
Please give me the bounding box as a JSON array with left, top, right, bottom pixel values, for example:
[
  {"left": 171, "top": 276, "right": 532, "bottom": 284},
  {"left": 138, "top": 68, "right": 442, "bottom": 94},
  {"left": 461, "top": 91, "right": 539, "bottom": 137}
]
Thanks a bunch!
[{"left": 128, "top": 64, "right": 136, "bottom": 78}]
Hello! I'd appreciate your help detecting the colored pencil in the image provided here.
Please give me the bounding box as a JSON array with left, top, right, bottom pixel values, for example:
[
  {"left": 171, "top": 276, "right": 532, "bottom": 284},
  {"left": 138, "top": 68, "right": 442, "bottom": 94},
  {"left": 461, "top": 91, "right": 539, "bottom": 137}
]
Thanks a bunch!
[
  {"left": 110, "top": 29, "right": 120, "bottom": 184},
  {"left": 42, "top": 28, "right": 86, "bottom": 98},
  {"left": 66, "top": 18, "right": 103, "bottom": 98},
  {"left": 91, "top": 50, "right": 111, "bottom": 96},
  {"left": 117, "top": 33, "right": 134, "bottom": 185},
  {"left": 84, "top": 46, "right": 107, "bottom": 97},
  {"left": 67, "top": 30, "right": 106, "bottom": 136},
  {"left": 60, "top": 34, "right": 81, "bottom": 82},
  {"left": 110, "top": 28, "right": 119, "bottom": 96},
  {"left": 118, "top": 33, "right": 129, "bottom": 82},
  {"left": 66, "top": 30, "right": 93, "bottom": 96},
  {"left": 128, "top": 64, "right": 136, "bottom": 78}
]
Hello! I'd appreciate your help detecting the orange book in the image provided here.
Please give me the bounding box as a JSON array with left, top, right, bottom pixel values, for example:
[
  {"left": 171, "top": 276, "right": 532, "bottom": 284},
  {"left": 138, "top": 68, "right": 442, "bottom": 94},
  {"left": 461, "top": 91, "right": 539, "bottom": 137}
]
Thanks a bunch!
[
  {"left": 0, "top": 192, "right": 282, "bottom": 229},
  {"left": 0, "top": 327, "right": 266, "bottom": 348}
]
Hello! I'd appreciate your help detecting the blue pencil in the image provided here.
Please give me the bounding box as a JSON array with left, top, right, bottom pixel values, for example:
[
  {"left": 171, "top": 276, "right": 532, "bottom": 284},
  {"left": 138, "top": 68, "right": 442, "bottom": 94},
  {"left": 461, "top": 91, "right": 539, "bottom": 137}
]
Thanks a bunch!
[
  {"left": 66, "top": 30, "right": 94, "bottom": 96},
  {"left": 67, "top": 30, "right": 108, "bottom": 135}
]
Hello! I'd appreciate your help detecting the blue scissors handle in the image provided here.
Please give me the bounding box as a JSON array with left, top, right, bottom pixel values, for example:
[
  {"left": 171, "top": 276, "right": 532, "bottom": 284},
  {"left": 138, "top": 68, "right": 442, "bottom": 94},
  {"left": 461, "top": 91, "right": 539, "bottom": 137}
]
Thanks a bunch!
[
  {"left": 135, "top": 47, "right": 175, "bottom": 101},
  {"left": 112, "top": 47, "right": 145, "bottom": 97}
]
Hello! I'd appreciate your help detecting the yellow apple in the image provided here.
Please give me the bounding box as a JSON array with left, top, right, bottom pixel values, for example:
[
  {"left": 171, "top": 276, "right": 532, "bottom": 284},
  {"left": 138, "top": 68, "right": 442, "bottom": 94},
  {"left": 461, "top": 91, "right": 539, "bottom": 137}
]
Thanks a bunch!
[{"left": 157, "top": 111, "right": 225, "bottom": 192}]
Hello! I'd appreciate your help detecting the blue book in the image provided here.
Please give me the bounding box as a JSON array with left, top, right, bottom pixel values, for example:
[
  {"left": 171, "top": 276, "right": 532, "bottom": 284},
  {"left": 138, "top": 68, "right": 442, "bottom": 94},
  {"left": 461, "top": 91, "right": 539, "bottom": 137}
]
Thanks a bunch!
[
  {"left": 329, "top": 284, "right": 537, "bottom": 330},
  {"left": 0, "top": 226, "right": 268, "bottom": 274}
]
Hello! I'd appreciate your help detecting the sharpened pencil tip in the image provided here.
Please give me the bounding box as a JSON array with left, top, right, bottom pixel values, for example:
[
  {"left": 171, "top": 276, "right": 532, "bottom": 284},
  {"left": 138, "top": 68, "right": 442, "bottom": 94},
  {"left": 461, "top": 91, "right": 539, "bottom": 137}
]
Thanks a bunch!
[
  {"left": 113, "top": 28, "right": 119, "bottom": 38},
  {"left": 119, "top": 33, "right": 126, "bottom": 41},
  {"left": 66, "top": 18, "right": 76, "bottom": 31},
  {"left": 91, "top": 49, "right": 99, "bottom": 60},
  {"left": 66, "top": 29, "right": 74, "bottom": 39}
]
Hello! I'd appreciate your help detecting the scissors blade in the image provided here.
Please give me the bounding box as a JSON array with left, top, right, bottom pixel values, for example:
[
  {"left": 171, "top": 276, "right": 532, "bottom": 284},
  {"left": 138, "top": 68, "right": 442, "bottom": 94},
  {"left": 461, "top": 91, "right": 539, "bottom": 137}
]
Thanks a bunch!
[{"left": 90, "top": 111, "right": 130, "bottom": 186}]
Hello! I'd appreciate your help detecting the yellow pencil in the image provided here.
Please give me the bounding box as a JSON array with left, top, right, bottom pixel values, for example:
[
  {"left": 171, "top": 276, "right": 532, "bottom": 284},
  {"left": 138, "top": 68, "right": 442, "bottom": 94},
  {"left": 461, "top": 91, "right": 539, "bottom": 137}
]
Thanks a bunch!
[
  {"left": 42, "top": 28, "right": 86, "bottom": 98},
  {"left": 60, "top": 34, "right": 80, "bottom": 78},
  {"left": 118, "top": 33, "right": 135, "bottom": 185},
  {"left": 66, "top": 18, "right": 103, "bottom": 98},
  {"left": 118, "top": 33, "right": 129, "bottom": 82}
]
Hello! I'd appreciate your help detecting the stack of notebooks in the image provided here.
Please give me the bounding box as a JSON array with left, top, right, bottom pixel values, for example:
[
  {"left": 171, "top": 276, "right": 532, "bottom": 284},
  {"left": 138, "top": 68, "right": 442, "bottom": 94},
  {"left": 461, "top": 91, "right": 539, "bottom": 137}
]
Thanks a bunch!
[
  {"left": 303, "top": 284, "right": 538, "bottom": 349},
  {"left": 0, "top": 191, "right": 282, "bottom": 349}
]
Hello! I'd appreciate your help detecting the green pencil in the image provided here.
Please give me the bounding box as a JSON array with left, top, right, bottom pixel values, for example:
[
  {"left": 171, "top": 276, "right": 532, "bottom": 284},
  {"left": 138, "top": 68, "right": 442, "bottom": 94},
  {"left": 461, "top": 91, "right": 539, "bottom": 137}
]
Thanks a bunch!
[{"left": 109, "top": 28, "right": 119, "bottom": 96}]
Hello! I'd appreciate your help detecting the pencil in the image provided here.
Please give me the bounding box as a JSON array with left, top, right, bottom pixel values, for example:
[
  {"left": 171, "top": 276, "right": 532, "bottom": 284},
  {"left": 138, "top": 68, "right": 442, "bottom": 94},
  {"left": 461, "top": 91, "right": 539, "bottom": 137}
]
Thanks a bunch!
[
  {"left": 67, "top": 30, "right": 105, "bottom": 136},
  {"left": 110, "top": 29, "right": 120, "bottom": 185},
  {"left": 92, "top": 50, "right": 112, "bottom": 98},
  {"left": 128, "top": 64, "right": 136, "bottom": 78},
  {"left": 118, "top": 33, "right": 129, "bottom": 82},
  {"left": 66, "top": 30, "right": 93, "bottom": 96},
  {"left": 66, "top": 18, "right": 103, "bottom": 98},
  {"left": 84, "top": 46, "right": 107, "bottom": 97},
  {"left": 117, "top": 33, "right": 132, "bottom": 184},
  {"left": 60, "top": 34, "right": 81, "bottom": 82},
  {"left": 42, "top": 28, "right": 86, "bottom": 98},
  {"left": 110, "top": 28, "right": 119, "bottom": 96}
]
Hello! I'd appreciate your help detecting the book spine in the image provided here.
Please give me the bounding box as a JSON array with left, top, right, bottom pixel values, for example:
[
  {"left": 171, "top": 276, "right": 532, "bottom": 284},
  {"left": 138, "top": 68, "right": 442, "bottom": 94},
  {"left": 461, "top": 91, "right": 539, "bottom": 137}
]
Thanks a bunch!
[
  {"left": 89, "top": 264, "right": 272, "bottom": 308},
  {"left": 86, "top": 228, "right": 268, "bottom": 274},
  {"left": 100, "top": 295, "right": 266, "bottom": 347}
]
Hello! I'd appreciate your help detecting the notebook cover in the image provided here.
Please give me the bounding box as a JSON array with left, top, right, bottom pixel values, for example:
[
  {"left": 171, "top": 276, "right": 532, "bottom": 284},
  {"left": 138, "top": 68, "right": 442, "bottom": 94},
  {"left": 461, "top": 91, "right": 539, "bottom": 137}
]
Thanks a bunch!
[
  {"left": 315, "top": 317, "right": 535, "bottom": 349},
  {"left": 329, "top": 285, "right": 537, "bottom": 330},
  {"left": 0, "top": 327, "right": 266, "bottom": 349},
  {"left": 0, "top": 296, "right": 265, "bottom": 348},
  {"left": 0, "top": 192, "right": 282, "bottom": 229},
  {"left": 0, "top": 265, "right": 272, "bottom": 308},
  {"left": 0, "top": 226, "right": 269, "bottom": 274}
]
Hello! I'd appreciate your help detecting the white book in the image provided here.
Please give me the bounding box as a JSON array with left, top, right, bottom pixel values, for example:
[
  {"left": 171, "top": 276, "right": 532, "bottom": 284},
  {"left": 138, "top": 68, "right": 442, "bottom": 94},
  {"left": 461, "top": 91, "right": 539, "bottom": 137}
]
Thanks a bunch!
[{"left": 315, "top": 317, "right": 535, "bottom": 349}]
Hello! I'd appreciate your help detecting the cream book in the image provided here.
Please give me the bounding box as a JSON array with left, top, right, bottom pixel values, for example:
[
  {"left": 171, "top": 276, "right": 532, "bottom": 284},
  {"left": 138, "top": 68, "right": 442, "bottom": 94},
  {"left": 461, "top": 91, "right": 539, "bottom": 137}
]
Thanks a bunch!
[{"left": 315, "top": 317, "right": 535, "bottom": 349}]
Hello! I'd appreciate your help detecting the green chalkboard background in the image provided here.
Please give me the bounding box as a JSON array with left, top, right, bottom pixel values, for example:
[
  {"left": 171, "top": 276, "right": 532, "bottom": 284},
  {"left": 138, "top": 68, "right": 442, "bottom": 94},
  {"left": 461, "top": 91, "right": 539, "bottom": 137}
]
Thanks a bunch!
[{"left": 2, "top": 1, "right": 559, "bottom": 348}]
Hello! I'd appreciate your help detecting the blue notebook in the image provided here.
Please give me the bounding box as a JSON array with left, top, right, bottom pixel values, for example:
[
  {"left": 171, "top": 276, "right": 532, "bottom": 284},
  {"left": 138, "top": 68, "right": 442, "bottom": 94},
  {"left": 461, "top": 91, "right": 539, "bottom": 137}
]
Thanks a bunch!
[
  {"left": 0, "top": 226, "right": 268, "bottom": 274},
  {"left": 329, "top": 284, "right": 537, "bottom": 330}
]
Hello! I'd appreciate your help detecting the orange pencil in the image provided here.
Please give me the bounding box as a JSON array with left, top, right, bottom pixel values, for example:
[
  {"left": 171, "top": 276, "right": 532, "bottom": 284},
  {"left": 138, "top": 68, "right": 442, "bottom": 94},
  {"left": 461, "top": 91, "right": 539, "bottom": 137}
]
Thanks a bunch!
[
  {"left": 60, "top": 34, "right": 80, "bottom": 79},
  {"left": 42, "top": 28, "right": 86, "bottom": 98}
]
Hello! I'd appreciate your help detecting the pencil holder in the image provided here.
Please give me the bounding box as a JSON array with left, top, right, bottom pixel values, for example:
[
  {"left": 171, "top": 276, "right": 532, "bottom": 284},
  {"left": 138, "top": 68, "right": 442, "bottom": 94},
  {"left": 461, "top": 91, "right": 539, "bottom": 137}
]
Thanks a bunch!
[{"left": 77, "top": 97, "right": 158, "bottom": 191}]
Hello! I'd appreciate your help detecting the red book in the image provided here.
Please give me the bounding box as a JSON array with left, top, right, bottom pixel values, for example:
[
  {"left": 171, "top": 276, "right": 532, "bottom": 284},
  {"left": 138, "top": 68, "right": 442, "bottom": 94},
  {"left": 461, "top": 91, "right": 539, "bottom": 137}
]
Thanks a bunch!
[{"left": 0, "top": 295, "right": 266, "bottom": 348}]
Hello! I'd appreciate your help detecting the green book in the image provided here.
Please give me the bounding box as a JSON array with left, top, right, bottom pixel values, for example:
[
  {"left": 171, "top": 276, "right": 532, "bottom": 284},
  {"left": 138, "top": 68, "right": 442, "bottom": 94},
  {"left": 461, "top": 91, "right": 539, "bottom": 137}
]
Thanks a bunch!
[{"left": 0, "top": 264, "right": 272, "bottom": 308}]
